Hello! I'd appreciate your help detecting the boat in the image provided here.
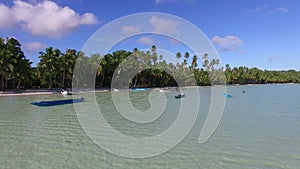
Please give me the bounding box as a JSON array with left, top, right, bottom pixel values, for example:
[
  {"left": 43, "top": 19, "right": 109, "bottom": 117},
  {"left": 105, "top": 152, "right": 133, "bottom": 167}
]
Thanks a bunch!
[
  {"left": 175, "top": 93, "right": 185, "bottom": 99},
  {"left": 159, "top": 89, "right": 170, "bottom": 92},
  {"left": 31, "top": 97, "right": 85, "bottom": 106},
  {"left": 60, "top": 89, "right": 72, "bottom": 95},
  {"left": 130, "top": 88, "right": 148, "bottom": 91},
  {"left": 113, "top": 88, "right": 119, "bottom": 92},
  {"left": 60, "top": 90, "right": 72, "bottom": 95},
  {"left": 222, "top": 93, "right": 233, "bottom": 98}
]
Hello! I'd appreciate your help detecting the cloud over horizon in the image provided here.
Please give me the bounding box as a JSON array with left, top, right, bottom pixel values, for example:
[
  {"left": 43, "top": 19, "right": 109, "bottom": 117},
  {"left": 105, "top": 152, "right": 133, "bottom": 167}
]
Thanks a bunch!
[
  {"left": 121, "top": 25, "right": 142, "bottom": 36},
  {"left": 24, "top": 42, "right": 48, "bottom": 51},
  {"left": 138, "top": 36, "right": 155, "bottom": 46},
  {"left": 252, "top": 4, "right": 288, "bottom": 14},
  {"left": 212, "top": 36, "right": 244, "bottom": 52},
  {"left": 0, "top": 0, "right": 99, "bottom": 38},
  {"left": 149, "top": 16, "right": 180, "bottom": 35}
]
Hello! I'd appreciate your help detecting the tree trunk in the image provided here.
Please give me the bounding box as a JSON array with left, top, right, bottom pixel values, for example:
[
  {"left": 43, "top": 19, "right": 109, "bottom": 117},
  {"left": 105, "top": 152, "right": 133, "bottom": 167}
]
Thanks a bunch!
[
  {"left": 62, "top": 69, "right": 65, "bottom": 87},
  {"left": 49, "top": 75, "right": 52, "bottom": 89},
  {"left": 5, "top": 77, "right": 8, "bottom": 89},
  {"left": 16, "top": 79, "right": 21, "bottom": 90},
  {"left": 1, "top": 73, "right": 4, "bottom": 91}
]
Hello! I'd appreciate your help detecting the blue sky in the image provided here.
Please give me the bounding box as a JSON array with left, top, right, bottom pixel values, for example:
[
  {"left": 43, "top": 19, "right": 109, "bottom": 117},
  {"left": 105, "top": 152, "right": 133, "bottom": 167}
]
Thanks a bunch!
[{"left": 0, "top": 0, "right": 299, "bottom": 70}]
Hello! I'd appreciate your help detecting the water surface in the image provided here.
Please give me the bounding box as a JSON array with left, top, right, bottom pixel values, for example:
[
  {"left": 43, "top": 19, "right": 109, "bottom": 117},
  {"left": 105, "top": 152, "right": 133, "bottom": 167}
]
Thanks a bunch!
[{"left": 0, "top": 84, "right": 299, "bottom": 168}]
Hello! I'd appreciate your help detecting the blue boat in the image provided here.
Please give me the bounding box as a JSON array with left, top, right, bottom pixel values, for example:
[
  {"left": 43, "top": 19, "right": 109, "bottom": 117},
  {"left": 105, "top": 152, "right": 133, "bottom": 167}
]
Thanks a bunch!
[
  {"left": 222, "top": 94, "right": 233, "bottom": 98},
  {"left": 130, "top": 88, "right": 148, "bottom": 91},
  {"left": 31, "top": 97, "right": 85, "bottom": 106}
]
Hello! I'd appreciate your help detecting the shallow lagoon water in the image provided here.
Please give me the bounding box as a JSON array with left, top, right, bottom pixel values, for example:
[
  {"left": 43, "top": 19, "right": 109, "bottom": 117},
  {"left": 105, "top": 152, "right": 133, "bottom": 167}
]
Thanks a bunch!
[{"left": 0, "top": 84, "right": 300, "bottom": 169}]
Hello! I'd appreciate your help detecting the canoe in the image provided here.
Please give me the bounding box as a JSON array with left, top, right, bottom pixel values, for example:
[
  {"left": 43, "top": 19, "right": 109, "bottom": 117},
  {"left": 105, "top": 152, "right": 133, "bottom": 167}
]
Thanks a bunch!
[
  {"left": 175, "top": 93, "right": 185, "bottom": 99},
  {"left": 31, "top": 97, "right": 84, "bottom": 106}
]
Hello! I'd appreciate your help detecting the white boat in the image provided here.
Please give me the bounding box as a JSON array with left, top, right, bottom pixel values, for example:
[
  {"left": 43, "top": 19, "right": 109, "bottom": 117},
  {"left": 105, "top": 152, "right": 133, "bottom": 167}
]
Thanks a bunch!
[
  {"left": 159, "top": 89, "right": 171, "bottom": 92},
  {"left": 60, "top": 90, "right": 72, "bottom": 95}
]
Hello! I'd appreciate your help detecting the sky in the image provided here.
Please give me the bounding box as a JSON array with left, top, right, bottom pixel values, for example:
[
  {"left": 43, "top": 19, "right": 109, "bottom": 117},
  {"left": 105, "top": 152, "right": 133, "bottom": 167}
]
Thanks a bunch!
[{"left": 0, "top": 0, "right": 299, "bottom": 70}]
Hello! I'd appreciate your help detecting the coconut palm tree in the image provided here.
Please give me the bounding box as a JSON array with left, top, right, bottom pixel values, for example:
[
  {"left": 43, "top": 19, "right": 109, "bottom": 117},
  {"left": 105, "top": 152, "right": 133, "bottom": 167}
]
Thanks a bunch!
[
  {"left": 191, "top": 55, "right": 198, "bottom": 70},
  {"left": 38, "top": 47, "right": 61, "bottom": 89},
  {"left": 175, "top": 52, "right": 181, "bottom": 60},
  {"left": 0, "top": 37, "right": 20, "bottom": 90},
  {"left": 59, "top": 49, "right": 78, "bottom": 88},
  {"left": 14, "top": 58, "right": 32, "bottom": 89}
]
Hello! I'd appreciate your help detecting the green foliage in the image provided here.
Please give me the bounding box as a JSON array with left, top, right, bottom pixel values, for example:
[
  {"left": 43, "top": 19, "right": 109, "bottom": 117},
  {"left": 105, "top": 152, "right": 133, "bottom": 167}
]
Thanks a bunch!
[
  {"left": 0, "top": 37, "right": 32, "bottom": 90},
  {"left": 1, "top": 37, "right": 300, "bottom": 90}
]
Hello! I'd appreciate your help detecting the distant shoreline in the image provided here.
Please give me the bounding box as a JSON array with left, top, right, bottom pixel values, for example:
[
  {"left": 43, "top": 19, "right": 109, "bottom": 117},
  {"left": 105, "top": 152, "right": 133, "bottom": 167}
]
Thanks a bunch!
[
  {"left": 0, "top": 89, "right": 59, "bottom": 97},
  {"left": 0, "top": 88, "right": 112, "bottom": 97},
  {"left": 0, "top": 83, "right": 299, "bottom": 97}
]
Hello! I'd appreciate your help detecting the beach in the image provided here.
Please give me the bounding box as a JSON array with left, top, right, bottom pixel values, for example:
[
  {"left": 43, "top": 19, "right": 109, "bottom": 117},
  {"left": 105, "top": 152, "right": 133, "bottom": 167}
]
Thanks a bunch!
[
  {"left": 0, "top": 89, "right": 58, "bottom": 97},
  {"left": 0, "top": 88, "right": 113, "bottom": 97}
]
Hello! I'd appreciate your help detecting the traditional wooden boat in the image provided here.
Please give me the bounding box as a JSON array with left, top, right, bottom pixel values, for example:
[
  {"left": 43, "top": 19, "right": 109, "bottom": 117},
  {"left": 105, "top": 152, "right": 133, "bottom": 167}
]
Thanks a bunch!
[{"left": 31, "top": 97, "right": 84, "bottom": 106}]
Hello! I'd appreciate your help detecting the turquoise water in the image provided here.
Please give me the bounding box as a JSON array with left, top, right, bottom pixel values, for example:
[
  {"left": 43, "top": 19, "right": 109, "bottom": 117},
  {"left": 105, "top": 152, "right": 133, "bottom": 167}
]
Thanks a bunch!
[{"left": 1, "top": 84, "right": 300, "bottom": 168}]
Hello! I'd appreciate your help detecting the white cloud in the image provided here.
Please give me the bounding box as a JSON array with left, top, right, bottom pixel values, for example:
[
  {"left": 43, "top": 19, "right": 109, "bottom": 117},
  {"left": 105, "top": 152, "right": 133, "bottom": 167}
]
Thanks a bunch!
[
  {"left": 212, "top": 36, "right": 244, "bottom": 52},
  {"left": 252, "top": 4, "right": 288, "bottom": 14},
  {"left": 121, "top": 25, "right": 142, "bottom": 36},
  {"left": 253, "top": 4, "right": 269, "bottom": 12},
  {"left": 24, "top": 42, "right": 47, "bottom": 51},
  {"left": 276, "top": 7, "right": 288, "bottom": 13},
  {"left": 149, "top": 16, "right": 180, "bottom": 35},
  {"left": 0, "top": 0, "right": 99, "bottom": 38},
  {"left": 138, "top": 36, "right": 155, "bottom": 46},
  {"left": 169, "top": 38, "right": 180, "bottom": 45},
  {"left": 0, "top": 4, "right": 17, "bottom": 28}
]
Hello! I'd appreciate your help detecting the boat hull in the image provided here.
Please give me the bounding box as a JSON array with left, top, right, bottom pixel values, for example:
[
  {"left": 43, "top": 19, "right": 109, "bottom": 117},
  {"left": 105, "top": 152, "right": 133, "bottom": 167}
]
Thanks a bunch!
[
  {"left": 175, "top": 94, "right": 185, "bottom": 99},
  {"left": 31, "top": 97, "right": 84, "bottom": 106}
]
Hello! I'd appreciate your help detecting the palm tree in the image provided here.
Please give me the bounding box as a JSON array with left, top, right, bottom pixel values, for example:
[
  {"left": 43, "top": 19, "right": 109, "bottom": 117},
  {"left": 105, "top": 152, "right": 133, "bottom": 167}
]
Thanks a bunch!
[
  {"left": 38, "top": 47, "right": 61, "bottom": 89},
  {"left": 176, "top": 52, "right": 181, "bottom": 59},
  {"left": 0, "top": 37, "right": 19, "bottom": 91},
  {"left": 89, "top": 53, "right": 102, "bottom": 87},
  {"left": 6, "top": 38, "right": 32, "bottom": 89},
  {"left": 202, "top": 53, "right": 209, "bottom": 71},
  {"left": 59, "top": 49, "right": 78, "bottom": 88},
  {"left": 151, "top": 45, "right": 158, "bottom": 64},
  {"left": 14, "top": 58, "right": 32, "bottom": 89},
  {"left": 191, "top": 55, "right": 198, "bottom": 70},
  {"left": 184, "top": 52, "right": 189, "bottom": 60}
]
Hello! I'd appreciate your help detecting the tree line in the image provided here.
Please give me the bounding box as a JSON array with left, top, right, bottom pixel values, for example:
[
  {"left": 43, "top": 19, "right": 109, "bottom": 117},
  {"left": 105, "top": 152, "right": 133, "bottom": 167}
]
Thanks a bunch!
[{"left": 1, "top": 37, "right": 300, "bottom": 91}]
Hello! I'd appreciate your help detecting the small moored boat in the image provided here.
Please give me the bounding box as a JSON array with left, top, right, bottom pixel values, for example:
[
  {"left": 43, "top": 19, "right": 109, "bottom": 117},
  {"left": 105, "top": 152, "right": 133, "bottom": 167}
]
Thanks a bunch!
[
  {"left": 175, "top": 93, "right": 185, "bottom": 99},
  {"left": 222, "top": 93, "right": 233, "bottom": 98},
  {"left": 60, "top": 90, "right": 72, "bottom": 95},
  {"left": 60, "top": 89, "right": 72, "bottom": 95},
  {"left": 130, "top": 88, "right": 148, "bottom": 91},
  {"left": 31, "top": 97, "right": 84, "bottom": 106}
]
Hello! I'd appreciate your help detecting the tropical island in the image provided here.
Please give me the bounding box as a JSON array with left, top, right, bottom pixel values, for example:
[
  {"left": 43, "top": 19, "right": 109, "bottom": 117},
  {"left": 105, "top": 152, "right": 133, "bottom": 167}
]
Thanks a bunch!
[{"left": 1, "top": 37, "right": 300, "bottom": 92}]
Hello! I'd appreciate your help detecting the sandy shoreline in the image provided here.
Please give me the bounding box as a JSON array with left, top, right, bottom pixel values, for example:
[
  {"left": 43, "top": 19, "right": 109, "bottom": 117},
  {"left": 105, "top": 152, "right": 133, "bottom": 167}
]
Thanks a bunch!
[
  {"left": 1, "top": 83, "right": 297, "bottom": 97},
  {"left": 0, "top": 88, "right": 119, "bottom": 97},
  {"left": 0, "top": 87, "right": 172, "bottom": 97},
  {"left": 0, "top": 89, "right": 58, "bottom": 97}
]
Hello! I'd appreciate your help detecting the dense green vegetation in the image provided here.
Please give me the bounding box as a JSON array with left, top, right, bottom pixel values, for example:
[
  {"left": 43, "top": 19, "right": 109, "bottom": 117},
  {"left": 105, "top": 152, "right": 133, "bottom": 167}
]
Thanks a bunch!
[{"left": 1, "top": 37, "right": 300, "bottom": 91}]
